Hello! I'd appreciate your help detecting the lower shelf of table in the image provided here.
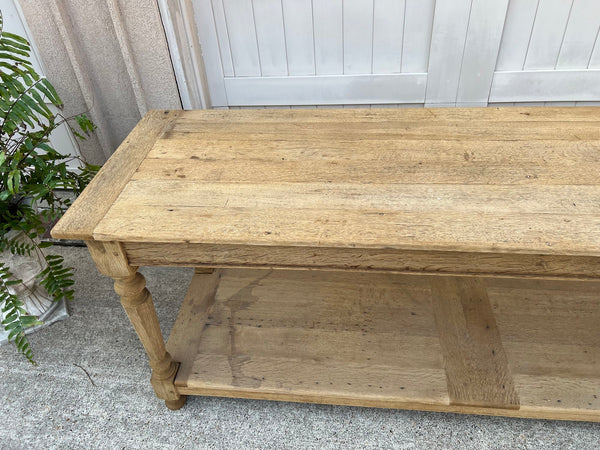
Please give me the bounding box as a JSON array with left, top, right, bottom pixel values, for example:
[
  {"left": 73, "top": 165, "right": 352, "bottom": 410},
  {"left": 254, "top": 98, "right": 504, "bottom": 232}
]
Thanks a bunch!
[{"left": 166, "top": 268, "right": 600, "bottom": 421}]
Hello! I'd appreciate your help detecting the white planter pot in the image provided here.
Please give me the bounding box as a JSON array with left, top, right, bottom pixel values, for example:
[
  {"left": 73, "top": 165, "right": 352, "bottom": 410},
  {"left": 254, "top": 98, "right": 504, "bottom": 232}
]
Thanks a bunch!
[{"left": 0, "top": 230, "right": 68, "bottom": 345}]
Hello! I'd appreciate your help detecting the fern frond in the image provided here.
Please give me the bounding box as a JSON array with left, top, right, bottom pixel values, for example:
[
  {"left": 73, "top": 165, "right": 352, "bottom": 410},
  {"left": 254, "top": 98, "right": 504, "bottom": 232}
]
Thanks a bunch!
[
  {"left": 0, "top": 262, "right": 40, "bottom": 363},
  {"left": 37, "top": 254, "right": 74, "bottom": 302},
  {"left": 0, "top": 234, "right": 36, "bottom": 256}
]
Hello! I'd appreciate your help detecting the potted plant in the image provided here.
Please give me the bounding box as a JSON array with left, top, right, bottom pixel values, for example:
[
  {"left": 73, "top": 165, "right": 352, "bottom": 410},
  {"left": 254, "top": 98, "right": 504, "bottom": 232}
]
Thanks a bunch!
[{"left": 0, "top": 11, "right": 98, "bottom": 362}]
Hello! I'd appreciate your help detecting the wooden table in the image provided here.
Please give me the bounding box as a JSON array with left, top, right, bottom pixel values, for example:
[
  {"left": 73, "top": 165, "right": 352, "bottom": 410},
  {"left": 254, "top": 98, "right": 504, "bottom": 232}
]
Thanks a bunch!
[{"left": 52, "top": 108, "right": 600, "bottom": 421}]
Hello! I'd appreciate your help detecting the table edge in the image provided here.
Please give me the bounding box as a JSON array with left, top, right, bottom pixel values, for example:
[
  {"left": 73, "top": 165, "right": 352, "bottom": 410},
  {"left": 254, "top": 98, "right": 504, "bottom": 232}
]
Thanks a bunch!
[{"left": 51, "top": 110, "right": 182, "bottom": 241}]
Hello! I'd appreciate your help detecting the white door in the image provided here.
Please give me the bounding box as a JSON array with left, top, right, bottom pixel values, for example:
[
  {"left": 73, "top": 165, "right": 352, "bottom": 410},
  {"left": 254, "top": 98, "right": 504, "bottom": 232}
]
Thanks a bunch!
[
  {"left": 161, "top": 0, "right": 600, "bottom": 108},
  {"left": 489, "top": 0, "right": 600, "bottom": 107},
  {"left": 193, "top": 0, "right": 434, "bottom": 107},
  {"left": 0, "top": 0, "right": 82, "bottom": 167}
]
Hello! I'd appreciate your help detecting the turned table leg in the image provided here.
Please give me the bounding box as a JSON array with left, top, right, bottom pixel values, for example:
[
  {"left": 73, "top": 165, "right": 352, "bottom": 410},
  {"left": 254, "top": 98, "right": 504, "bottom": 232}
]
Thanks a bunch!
[{"left": 86, "top": 241, "right": 186, "bottom": 410}]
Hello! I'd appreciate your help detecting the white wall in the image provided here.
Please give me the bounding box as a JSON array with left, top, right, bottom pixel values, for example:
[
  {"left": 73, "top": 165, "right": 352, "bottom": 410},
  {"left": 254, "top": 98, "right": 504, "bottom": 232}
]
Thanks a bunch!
[
  {"left": 18, "top": 0, "right": 182, "bottom": 164},
  {"left": 0, "top": 0, "right": 82, "bottom": 168}
]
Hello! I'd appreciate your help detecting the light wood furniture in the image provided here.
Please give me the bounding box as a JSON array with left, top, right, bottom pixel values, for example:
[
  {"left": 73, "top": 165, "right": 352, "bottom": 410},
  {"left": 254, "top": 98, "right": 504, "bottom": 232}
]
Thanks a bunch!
[{"left": 52, "top": 108, "right": 600, "bottom": 421}]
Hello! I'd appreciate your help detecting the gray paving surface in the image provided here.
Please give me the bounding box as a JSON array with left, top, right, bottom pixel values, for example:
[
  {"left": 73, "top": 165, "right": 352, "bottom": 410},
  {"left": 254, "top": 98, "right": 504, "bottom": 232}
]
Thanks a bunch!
[{"left": 1, "top": 246, "right": 599, "bottom": 449}]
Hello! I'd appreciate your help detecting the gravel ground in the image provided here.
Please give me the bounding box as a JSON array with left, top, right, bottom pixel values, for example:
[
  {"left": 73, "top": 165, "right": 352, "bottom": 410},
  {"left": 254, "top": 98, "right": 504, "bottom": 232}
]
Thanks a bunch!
[{"left": 1, "top": 246, "right": 599, "bottom": 449}]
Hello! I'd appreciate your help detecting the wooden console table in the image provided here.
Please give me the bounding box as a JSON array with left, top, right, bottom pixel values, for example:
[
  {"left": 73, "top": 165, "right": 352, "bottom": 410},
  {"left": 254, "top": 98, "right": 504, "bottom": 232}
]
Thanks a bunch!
[{"left": 52, "top": 108, "right": 600, "bottom": 421}]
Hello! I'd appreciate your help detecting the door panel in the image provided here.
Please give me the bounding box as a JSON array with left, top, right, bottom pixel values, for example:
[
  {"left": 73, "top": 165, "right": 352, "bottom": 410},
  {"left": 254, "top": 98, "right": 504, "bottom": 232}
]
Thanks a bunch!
[{"left": 163, "top": 0, "right": 600, "bottom": 108}]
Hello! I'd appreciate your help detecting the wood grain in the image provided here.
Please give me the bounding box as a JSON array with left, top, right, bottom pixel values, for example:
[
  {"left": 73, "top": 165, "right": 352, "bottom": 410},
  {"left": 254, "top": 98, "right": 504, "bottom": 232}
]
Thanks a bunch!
[
  {"left": 51, "top": 110, "right": 181, "bottom": 240},
  {"left": 133, "top": 156, "right": 600, "bottom": 186},
  {"left": 430, "top": 277, "right": 519, "bottom": 409},
  {"left": 170, "top": 268, "right": 600, "bottom": 421},
  {"left": 96, "top": 204, "right": 600, "bottom": 256},
  {"left": 174, "top": 269, "right": 449, "bottom": 405},
  {"left": 86, "top": 240, "right": 136, "bottom": 278},
  {"left": 88, "top": 108, "right": 600, "bottom": 260},
  {"left": 167, "top": 270, "right": 222, "bottom": 383},
  {"left": 171, "top": 105, "right": 600, "bottom": 122},
  {"left": 123, "top": 242, "right": 600, "bottom": 280}
]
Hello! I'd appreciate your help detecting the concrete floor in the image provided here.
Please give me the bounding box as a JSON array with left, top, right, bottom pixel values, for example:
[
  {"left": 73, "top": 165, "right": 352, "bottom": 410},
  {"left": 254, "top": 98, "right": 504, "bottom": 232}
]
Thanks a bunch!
[{"left": 1, "top": 246, "right": 599, "bottom": 449}]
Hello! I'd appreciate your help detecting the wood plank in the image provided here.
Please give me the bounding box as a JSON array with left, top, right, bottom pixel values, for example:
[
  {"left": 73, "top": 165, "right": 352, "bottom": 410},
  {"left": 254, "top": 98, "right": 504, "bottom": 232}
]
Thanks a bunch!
[
  {"left": 221, "top": 0, "right": 260, "bottom": 76},
  {"left": 174, "top": 268, "right": 449, "bottom": 405},
  {"left": 590, "top": 29, "right": 600, "bottom": 68},
  {"left": 51, "top": 110, "right": 181, "bottom": 240},
  {"left": 523, "top": 0, "right": 573, "bottom": 70},
  {"left": 372, "top": 0, "right": 405, "bottom": 74},
  {"left": 252, "top": 0, "right": 287, "bottom": 76},
  {"left": 516, "top": 375, "right": 600, "bottom": 413},
  {"left": 167, "top": 119, "right": 600, "bottom": 140},
  {"left": 488, "top": 283, "right": 600, "bottom": 346},
  {"left": 192, "top": 0, "right": 228, "bottom": 106},
  {"left": 281, "top": 0, "right": 314, "bottom": 75},
  {"left": 165, "top": 119, "right": 600, "bottom": 143},
  {"left": 342, "top": 0, "right": 374, "bottom": 75},
  {"left": 162, "top": 106, "right": 600, "bottom": 122},
  {"left": 430, "top": 277, "right": 519, "bottom": 409},
  {"left": 167, "top": 270, "right": 222, "bottom": 383},
  {"left": 114, "top": 180, "right": 600, "bottom": 215},
  {"left": 124, "top": 242, "right": 600, "bottom": 279},
  {"left": 556, "top": 0, "right": 600, "bottom": 69},
  {"left": 488, "top": 277, "right": 600, "bottom": 413},
  {"left": 108, "top": 178, "right": 600, "bottom": 256},
  {"left": 455, "top": 0, "right": 509, "bottom": 105},
  {"left": 208, "top": 0, "right": 234, "bottom": 77},
  {"left": 170, "top": 268, "right": 600, "bottom": 421},
  {"left": 177, "top": 352, "right": 450, "bottom": 407},
  {"left": 146, "top": 137, "right": 600, "bottom": 166},
  {"left": 495, "top": 0, "right": 539, "bottom": 71},
  {"left": 95, "top": 202, "right": 600, "bottom": 256}
]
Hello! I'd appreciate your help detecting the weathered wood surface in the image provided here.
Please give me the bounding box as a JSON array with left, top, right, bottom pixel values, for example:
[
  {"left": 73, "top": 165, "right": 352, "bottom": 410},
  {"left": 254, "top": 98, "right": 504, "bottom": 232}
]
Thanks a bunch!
[
  {"left": 80, "top": 108, "right": 600, "bottom": 262},
  {"left": 124, "top": 242, "right": 600, "bottom": 280},
  {"left": 167, "top": 269, "right": 222, "bottom": 384},
  {"left": 171, "top": 269, "right": 600, "bottom": 421},
  {"left": 51, "top": 110, "right": 182, "bottom": 241},
  {"left": 430, "top": 277, "right": 519, "bottom": 409}
]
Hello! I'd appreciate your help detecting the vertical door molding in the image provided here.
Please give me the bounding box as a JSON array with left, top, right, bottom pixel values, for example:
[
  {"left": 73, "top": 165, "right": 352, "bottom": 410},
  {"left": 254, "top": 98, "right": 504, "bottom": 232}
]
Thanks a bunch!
[
  {"left": 425, "top": 0, "right": 472, "bottom": 107},
  {"left": 426, "top": 0, "right": 509, "bottom": 107},
  {"left": 157, "top": 0, "right": 213, "bottom": 109},
  {"left": 456, "top": 0, "right": 509, "bottom": 106}
]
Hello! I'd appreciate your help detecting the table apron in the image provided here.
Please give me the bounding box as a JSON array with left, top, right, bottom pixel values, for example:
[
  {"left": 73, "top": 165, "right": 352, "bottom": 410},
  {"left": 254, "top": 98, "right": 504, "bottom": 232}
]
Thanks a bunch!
[{"left": 122, "top": 242, "right": 600, "bottom": 281}]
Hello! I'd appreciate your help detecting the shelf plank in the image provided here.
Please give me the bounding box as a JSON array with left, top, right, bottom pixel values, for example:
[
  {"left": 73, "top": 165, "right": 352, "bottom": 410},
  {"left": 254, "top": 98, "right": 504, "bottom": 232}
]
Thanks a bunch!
[
  {"left": 431, "top": 277, "right": 519, "bottom": 409},
  {"left": 169, "top": 269, "right": 600, "bottom": 421},
  {"left": 167, "top": 269, "right": 221, "bottom": 383}
]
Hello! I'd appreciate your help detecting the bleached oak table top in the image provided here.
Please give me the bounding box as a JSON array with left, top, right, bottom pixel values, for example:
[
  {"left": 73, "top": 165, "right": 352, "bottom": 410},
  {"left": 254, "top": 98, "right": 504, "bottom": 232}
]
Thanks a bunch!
[{"left": 54, "top": 107, "right": 600, "bottom": 260}]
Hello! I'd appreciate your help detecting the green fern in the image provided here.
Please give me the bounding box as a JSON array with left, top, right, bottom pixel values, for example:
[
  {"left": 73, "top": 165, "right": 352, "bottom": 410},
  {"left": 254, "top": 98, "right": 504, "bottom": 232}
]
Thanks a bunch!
[
  {"left": 0, "top": 233, "right": 40, "bottom": 256},
  {"left": 38, "top": 254, "right": 74, "bottom": 302},
  {"left": 0, "top": 263, "right": 41, "bottom": 363},
  {"left": 0, "top": 10, "right": 98, "bottom": 363}
]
